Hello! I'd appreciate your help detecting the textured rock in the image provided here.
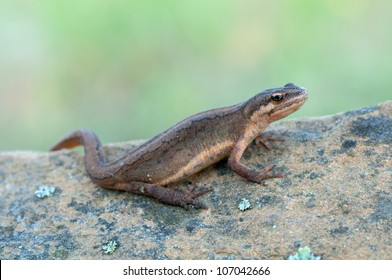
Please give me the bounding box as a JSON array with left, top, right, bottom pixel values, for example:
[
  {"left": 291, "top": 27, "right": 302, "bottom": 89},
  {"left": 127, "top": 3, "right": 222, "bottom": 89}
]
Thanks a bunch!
[{"left": 0, "top": 101, "right": 391, "bottom": 260}]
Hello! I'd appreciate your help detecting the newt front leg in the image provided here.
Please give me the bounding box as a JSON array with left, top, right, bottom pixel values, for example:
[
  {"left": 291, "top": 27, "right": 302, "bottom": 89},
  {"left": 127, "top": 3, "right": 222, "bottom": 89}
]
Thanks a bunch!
[
  {"left": 255, "top": 131, "right": 286, "bottom": 150},
  {"left": 228, "top": 130, "right": 283, "bottom": 183}
]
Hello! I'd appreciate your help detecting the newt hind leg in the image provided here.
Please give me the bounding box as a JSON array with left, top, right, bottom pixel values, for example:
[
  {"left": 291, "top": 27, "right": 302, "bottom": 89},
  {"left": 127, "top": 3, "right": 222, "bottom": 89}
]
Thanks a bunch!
[{"left": 113, "top": 182, "right": 211, "bottom": 209}]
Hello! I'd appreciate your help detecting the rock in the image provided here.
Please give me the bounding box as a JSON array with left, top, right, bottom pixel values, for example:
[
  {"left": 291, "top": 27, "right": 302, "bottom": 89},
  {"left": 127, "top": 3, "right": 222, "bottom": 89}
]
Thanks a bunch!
[{"left": 0, "top": 101, "right": 391, "bottom": 260}]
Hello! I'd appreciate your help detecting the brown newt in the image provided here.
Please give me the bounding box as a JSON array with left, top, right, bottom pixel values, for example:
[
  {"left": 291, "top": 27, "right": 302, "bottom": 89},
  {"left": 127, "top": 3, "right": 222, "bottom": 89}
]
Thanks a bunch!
[{"left": 50, "top": 83, "right": 308, "bottom": 209}]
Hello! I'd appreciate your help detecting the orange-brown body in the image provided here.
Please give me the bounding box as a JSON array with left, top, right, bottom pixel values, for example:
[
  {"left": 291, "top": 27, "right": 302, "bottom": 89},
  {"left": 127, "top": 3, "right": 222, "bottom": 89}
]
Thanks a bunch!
[{"left": 51, "top": 83, "right": 308, "bottom": 209}]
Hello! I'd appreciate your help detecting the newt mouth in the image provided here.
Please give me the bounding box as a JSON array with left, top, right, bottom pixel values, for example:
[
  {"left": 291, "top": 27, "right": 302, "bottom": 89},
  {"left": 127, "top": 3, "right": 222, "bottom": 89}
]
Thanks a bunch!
[{"left": 269, "top": 89, "right": 308, "bottom": 119}]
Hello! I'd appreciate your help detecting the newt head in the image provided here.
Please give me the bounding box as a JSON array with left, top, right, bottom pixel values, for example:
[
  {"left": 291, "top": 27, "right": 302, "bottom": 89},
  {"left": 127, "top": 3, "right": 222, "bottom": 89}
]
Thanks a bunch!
[{"left": 244, "top": 83, "right": 308, "bottom": 123}]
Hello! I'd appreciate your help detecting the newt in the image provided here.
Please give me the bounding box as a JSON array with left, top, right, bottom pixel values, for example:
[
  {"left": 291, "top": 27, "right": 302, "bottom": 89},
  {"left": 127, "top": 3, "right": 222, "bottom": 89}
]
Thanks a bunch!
[{"left": 50, "top": 83, "right": 308, "bottom": 209}]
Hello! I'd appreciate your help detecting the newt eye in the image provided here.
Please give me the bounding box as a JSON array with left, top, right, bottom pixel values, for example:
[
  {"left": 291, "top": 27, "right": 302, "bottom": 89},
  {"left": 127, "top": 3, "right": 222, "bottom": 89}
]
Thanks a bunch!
[{"left": 271, "top": 93, "right": 284, "bottom": 102}]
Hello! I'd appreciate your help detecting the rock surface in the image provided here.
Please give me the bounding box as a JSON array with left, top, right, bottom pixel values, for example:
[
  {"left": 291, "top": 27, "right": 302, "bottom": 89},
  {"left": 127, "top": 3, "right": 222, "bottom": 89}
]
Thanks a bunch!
[{"left": 1, "top": 101, "right": 391, "bottom": 260}]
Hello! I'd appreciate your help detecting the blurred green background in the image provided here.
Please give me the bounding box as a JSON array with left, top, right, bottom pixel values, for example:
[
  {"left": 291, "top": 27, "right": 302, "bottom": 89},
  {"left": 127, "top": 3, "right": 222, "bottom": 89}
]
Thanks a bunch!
[{"left": 0, "top": 0, "right": 391, "bottom": 151}]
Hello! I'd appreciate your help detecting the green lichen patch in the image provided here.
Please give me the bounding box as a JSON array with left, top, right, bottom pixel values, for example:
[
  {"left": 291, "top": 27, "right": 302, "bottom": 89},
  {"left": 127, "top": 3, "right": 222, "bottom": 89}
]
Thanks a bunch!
[
  {"left": 102, "top": 240, "right": 118, "bottom": 254},
  {"left": 35, "top": 186, "right": 56, "bottom": 198},
  {"left": 238, "top": 198, "right": 251, "bottom": 211},
  {"left": 288, "top": 246, "right": 320, "bottom": 260}
]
